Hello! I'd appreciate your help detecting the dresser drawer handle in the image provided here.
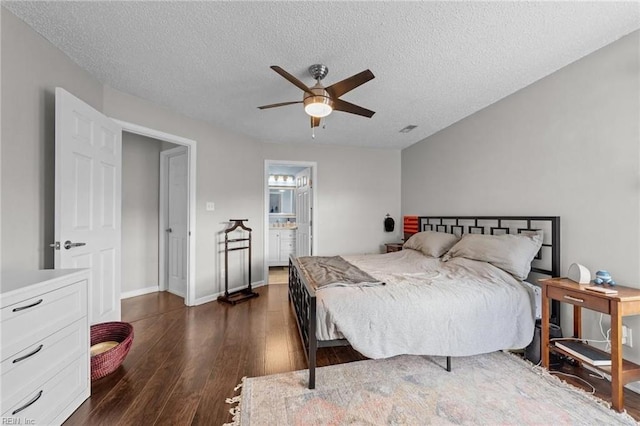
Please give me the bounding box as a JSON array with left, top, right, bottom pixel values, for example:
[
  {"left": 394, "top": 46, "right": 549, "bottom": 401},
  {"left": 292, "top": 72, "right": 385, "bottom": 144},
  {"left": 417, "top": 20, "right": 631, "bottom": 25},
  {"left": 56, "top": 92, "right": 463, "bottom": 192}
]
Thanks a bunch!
[
  {"left": 564, "top": 295, "right": 584, "bottom": 303},
  {"left": 12, "top": 299, "right": 43, "bottom": 312},
  {"left": 12, "top": 390, "right": 43, "bottom": 415},
  {"left": 12, "top": 344, "right": 44, "bottom": 364}
]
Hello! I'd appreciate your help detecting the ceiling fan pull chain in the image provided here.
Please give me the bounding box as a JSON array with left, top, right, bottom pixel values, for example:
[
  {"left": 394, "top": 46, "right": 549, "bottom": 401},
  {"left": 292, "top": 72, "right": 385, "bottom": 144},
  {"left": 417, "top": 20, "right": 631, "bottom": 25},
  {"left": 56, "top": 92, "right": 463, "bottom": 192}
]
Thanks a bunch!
[{"left": 312, "top": 127, "right": 315, "bottom": 139}]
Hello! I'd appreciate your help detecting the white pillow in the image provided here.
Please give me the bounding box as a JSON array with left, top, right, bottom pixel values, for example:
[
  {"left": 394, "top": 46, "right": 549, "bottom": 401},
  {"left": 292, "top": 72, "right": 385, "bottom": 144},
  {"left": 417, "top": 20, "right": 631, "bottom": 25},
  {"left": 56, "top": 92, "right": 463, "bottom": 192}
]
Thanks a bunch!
[
  {"left": 403, "top": 231, "right": 460, "bottom": 258},
  {"left": 443, "top": 233, "right": 543, "bottom": 280}
]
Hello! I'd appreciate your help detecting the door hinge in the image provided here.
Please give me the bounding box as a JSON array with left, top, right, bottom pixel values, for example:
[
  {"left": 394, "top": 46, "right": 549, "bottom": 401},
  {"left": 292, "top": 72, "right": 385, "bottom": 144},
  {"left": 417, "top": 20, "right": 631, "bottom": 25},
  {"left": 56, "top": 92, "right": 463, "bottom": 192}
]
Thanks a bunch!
[{"left": 49, "top": 241, "right": 61, "bottom": 250}]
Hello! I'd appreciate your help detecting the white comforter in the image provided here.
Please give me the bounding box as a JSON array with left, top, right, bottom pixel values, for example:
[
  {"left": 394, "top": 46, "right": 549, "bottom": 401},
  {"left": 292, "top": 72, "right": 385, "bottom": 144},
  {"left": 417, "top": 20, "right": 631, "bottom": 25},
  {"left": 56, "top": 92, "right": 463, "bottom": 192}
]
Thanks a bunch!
[{"left": 315, "top": 249, "right": 536, "bottom": 359}]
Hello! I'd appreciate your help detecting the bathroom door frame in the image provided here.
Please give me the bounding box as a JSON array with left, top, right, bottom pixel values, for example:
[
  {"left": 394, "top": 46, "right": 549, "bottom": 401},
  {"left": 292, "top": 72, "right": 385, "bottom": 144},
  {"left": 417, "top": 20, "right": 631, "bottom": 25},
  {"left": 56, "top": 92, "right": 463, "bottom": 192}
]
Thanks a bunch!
[{"left": 263, "top": 159, "right": 317, "bottom": 284}]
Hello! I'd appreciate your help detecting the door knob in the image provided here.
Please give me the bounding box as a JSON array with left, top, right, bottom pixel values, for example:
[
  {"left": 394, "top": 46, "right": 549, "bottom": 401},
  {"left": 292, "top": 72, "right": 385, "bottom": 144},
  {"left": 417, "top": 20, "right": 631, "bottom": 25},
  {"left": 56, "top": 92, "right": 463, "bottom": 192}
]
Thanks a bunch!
[
  {"left": 49, "top": 242, "right": 60, "bottom": 250},
  {"left": 166, "top": 228, "right": 173, "bottom": 233},
  {"left": 64, "top": 240, "right": 86, "bottom": 250}
]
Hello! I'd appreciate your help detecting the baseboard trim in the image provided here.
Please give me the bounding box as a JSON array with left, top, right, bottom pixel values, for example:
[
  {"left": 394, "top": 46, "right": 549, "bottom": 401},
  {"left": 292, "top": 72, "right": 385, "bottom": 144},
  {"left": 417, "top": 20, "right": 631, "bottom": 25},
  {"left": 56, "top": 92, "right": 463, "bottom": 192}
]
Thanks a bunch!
[
  {"left": 167, "top": 289, "right": 185, "bottom": 298},
  {"left": 121, "top": 286, "right": 159, "bottom": 299},
  {"left": 193, "top": 280, "right": 266, "bottom": 306}
]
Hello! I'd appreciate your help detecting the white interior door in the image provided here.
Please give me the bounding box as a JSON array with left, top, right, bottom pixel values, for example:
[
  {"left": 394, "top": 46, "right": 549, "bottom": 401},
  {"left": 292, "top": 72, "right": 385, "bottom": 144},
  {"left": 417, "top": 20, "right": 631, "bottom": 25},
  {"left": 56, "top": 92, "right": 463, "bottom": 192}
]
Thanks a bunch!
[
  {"left": 55, "top": 87, "right": 122, "bottom": 324},
  {"left": 165, "top": 147, "right": 188, "bottom": 297},
  {"left": 295, "top": 168, "right": 312, "bottom": 256}
]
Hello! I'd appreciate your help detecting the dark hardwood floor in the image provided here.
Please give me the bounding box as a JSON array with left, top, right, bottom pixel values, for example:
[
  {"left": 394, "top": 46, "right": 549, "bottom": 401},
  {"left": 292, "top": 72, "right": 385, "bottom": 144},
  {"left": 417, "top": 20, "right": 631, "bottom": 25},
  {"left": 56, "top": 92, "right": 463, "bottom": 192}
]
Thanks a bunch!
[
  {"left": 66, "top": 285, "right": 640, "bottom": 425},
  {"left": 64, "top": 284, "right": 363, "bottom": 425}
]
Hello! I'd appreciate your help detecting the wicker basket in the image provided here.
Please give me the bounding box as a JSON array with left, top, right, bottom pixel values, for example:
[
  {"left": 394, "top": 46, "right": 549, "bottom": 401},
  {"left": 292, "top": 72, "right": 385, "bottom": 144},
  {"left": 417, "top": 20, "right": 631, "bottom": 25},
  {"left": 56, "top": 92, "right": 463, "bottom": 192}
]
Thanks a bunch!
[{"left": 90, "top": 322, "right": 134, "bottom": 380}]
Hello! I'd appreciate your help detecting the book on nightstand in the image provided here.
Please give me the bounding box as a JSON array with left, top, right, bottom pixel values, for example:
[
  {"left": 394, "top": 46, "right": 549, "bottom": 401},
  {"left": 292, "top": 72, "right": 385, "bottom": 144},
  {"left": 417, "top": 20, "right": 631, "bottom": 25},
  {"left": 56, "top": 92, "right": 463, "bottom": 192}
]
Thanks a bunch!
[
  {"left": 585, "top": 285, "right": 618, "bottom": 295},
  {"left": 554, "top": 340, "right": 611, "bottom": 366}
]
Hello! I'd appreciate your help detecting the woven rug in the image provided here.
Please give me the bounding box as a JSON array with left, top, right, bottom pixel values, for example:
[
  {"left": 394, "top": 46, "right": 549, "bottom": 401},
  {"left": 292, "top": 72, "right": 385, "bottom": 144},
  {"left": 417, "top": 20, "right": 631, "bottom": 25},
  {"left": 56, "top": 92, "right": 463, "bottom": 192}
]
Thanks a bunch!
[{"left": 226, "top": 351, "right": 638, "bottom": 425}]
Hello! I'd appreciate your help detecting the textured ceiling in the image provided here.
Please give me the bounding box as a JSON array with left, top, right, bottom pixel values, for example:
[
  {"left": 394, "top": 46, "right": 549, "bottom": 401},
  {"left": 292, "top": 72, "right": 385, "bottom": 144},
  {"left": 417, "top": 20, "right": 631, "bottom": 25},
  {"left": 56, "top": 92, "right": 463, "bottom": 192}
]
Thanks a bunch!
[{"left": 4, "top": 1, "right": 639, "bottom": 149}]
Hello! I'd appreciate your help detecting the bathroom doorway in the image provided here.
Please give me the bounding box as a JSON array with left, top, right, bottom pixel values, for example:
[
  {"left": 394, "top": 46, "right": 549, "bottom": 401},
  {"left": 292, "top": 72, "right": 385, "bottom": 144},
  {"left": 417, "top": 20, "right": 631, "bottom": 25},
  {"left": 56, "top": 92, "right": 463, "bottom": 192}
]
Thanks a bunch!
[{"left": 264, "top": 160, "right": 317, "bottom": 285}]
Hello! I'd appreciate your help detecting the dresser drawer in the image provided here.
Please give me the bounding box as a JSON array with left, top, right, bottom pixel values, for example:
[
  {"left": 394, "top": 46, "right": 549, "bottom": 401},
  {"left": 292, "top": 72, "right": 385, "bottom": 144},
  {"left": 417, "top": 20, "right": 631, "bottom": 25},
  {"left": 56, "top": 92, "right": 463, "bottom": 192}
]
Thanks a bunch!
[
  {"left": 1, "top": 281, "right": 87, "bottom": 358},
  {"left": 279, "top": 230, "right": 296, "bottom": 239},
  {"left": 1, "top": 354, "right": 88, "bottom": 425},
  {"left": 547, "top": 286, "right": 611, "bottom": 314},
  {"left": 280, "top": 241, "right": 295, "bottom": 255},
  {"left": 280, "top": 240, "right": 296, "bottom": 250},
  {"left": 1, "top": 318, "right": 88, "bottom": 408}
]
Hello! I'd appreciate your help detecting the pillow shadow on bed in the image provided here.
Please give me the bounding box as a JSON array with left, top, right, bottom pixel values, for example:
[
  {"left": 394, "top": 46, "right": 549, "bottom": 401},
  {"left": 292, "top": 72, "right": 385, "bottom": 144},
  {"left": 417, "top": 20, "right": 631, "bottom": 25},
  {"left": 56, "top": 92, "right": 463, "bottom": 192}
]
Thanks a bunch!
[
  {"left": 402, "top": 231, "right": 460, "bottom": 258},
  {"left": 442, "top": 232, "right": 543, "bottom": 280}
]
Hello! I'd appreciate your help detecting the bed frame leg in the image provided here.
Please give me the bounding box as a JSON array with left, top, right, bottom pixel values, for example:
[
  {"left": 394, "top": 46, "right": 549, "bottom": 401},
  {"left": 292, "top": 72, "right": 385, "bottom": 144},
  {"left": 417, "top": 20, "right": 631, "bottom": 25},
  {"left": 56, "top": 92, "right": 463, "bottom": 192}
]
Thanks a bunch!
[
  {"left": 307, "top": 333, "right": 317, "bottom": 389},
  {"left": 446, "top": 356, "right": 451, "bottom": 372},
  {"left": 309, "top": 359, "right": 316, "bottom": 389}
]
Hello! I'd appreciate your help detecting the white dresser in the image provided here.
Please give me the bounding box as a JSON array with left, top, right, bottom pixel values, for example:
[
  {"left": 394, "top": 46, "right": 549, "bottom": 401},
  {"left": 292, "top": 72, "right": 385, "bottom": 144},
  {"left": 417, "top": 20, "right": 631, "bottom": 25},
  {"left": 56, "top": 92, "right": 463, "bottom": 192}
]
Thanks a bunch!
[{"left": 1, "top": 269, "right": 90, "bottom": 425}]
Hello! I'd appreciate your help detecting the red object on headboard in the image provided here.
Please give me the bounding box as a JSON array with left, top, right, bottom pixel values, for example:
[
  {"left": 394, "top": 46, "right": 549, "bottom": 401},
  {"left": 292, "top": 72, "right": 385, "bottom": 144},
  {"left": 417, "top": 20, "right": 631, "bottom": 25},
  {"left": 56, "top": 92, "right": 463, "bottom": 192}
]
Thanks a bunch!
[{"left": 403, "top": 216, "right": 419, "bottom": 235}]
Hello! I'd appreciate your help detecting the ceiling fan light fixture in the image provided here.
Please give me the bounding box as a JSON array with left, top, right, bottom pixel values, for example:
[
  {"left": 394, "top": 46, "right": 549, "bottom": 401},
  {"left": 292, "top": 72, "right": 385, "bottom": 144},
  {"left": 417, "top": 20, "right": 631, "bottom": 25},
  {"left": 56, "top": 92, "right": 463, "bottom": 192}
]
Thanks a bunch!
[
  {"left": 258, "top": 64, "right": 375, "bottom": 124},
  {"left": 304, "top": 95, "right": 333, "bottom": 118}
]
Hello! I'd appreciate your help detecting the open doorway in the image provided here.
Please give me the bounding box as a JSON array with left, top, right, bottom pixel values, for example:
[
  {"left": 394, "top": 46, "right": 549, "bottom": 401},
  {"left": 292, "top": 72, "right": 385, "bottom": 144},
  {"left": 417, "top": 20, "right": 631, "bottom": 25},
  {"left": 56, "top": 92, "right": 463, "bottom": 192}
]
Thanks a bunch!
[
  {"left": 121, "top": 133, "right": 178, "bottom": 300},
  {"left": 116, "top": 120, "right": 197, "bottom": 306},
  {"left": 264, "top": 160, "right": 317, "bottom": 285}
]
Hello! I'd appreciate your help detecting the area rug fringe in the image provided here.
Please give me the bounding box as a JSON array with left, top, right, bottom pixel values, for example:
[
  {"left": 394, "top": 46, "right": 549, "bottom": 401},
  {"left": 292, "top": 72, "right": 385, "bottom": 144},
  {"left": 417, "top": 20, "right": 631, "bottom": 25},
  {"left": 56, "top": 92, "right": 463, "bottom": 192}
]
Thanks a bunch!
[{"left": 222, "top": 377, "right": 245, "bottom": 426}]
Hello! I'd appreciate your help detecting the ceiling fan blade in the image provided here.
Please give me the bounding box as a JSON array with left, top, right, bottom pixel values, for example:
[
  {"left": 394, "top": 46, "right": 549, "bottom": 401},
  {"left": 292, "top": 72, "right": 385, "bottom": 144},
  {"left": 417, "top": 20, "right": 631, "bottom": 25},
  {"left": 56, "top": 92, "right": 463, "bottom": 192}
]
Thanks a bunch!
[
  {"left": 332, "top": 99, "right": 375, "bottom": 118},
  {"left": 271, "top": 66, "right": 314, "bottom": 95},
  {"left": 326, "top": 69, "right": 375, "bottom": 98},
  {"left": 311, "top": 116, "right": 321, "bottom": 128},
  {"left": 257, "top": 101, "right": 302, "bottom": 109}
]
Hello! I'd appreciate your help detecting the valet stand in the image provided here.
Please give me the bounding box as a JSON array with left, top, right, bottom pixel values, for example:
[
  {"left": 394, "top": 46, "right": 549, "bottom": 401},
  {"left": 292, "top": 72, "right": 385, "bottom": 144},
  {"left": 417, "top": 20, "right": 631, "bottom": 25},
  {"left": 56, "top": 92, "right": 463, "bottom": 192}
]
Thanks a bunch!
[{"left": 217, "top": 219, "right": 259, "bottom": 305}]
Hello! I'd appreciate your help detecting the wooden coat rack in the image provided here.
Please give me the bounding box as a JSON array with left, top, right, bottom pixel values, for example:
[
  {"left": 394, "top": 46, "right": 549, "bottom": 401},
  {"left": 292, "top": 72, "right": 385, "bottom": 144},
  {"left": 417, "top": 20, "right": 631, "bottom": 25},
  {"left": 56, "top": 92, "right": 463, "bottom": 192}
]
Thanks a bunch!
[{"left": 217, "top": 219, "right": 259, "bottom": 305}]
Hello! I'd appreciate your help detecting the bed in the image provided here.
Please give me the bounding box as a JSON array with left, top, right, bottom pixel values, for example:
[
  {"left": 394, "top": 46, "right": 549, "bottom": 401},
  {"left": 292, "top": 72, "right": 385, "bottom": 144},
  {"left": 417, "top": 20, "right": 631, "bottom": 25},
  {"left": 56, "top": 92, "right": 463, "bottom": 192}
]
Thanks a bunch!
[{"left": 288, "top": 216, "right": 561, "bottom": 389}]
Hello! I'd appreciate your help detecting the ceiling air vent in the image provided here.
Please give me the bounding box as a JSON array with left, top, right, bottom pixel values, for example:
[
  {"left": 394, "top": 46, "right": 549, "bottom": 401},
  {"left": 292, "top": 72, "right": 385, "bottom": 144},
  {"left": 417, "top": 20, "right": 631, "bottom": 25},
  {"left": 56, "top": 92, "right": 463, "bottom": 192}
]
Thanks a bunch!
[{"left": 399, "top": 125, "right": 417, "bottom": 133}]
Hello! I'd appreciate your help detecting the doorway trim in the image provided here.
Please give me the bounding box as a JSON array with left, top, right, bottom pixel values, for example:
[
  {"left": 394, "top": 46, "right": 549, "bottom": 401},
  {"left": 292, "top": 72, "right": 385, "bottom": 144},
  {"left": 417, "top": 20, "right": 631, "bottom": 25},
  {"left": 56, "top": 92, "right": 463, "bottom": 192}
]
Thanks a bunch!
[
  {"left": 114, "top": 119, "right": 197, "bottom": 306},
  {"left": 264, "top": 160, "right": 318, "bottom": 285}
]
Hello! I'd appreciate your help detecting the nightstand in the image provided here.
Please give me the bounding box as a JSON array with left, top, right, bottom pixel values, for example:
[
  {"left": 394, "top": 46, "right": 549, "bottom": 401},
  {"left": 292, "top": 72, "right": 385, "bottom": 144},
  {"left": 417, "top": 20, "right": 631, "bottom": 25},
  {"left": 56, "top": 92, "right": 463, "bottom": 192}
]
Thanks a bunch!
[
  {"left": 540, "top": 277, "right": 640, "bottom": 412},
  {"left": 385, "top": 243, "right": 403, "bottom": 253}
]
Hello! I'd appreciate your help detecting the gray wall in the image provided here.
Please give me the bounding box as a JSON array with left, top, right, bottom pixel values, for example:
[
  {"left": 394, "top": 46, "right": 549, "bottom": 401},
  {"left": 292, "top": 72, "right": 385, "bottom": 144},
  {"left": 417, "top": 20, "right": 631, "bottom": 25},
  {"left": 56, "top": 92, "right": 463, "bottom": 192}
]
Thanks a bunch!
[
  {"left": 263, "top": 143, "right": 402, "bottom": 255},
  {"left": 1, "top": 9, "right": 103, "bottom": 270},
  {"left": 402, "top": 31, "right": 640, "bottom": 362},
  {"left": 103, "top": 86, "right": 402, "bottom": 300},
  {"left": 0, "top": 7, "right": 402, "bottom": 301},
  {"left": 102, "top": 86, "right": 265, "bottom": 300}
]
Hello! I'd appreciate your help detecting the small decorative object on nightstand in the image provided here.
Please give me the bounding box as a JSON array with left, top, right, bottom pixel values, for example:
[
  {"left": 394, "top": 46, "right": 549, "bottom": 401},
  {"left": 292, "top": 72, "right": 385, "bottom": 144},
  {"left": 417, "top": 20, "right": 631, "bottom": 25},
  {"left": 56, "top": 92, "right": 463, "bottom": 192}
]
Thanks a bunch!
[
  {"left": 567, "top": 263, "right": 590, "bottom": 284},
  {"left": 594, "top": 269, "right": 616, "bottom": 286},
  {"left": 385, "top": 243, "right": 403, "bottom": 253}
]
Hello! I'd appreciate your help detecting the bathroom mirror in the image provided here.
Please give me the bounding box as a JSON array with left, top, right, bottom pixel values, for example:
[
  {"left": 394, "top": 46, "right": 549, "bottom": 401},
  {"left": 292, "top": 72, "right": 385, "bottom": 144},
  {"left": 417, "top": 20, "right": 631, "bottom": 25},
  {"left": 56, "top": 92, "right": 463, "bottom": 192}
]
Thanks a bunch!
[{"left": 269, "top": 188, "right": 295, "bottom": 214}]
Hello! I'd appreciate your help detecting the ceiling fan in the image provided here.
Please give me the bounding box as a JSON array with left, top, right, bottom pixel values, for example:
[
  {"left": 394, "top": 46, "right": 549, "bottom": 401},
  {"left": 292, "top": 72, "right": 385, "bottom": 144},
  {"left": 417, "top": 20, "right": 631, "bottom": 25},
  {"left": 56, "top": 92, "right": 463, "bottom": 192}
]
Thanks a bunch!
[{"left": 258, "top": 64, "right": 375, "bottom": 128}]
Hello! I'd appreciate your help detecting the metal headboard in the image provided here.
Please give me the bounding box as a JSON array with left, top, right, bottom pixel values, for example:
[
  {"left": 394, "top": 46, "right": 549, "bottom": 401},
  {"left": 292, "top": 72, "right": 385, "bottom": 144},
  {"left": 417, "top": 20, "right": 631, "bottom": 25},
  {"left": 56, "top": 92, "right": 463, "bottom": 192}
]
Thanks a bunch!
[{"left": 417, "top": 216, "right": 561, "bottom": 322}]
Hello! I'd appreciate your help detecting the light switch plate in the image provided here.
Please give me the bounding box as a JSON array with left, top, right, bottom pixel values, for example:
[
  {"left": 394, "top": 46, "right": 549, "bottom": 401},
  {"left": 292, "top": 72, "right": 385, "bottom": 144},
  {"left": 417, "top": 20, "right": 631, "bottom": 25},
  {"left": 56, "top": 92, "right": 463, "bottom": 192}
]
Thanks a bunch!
[{"left": 206, "top": 202, "right": 215, "bottom": 211}]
